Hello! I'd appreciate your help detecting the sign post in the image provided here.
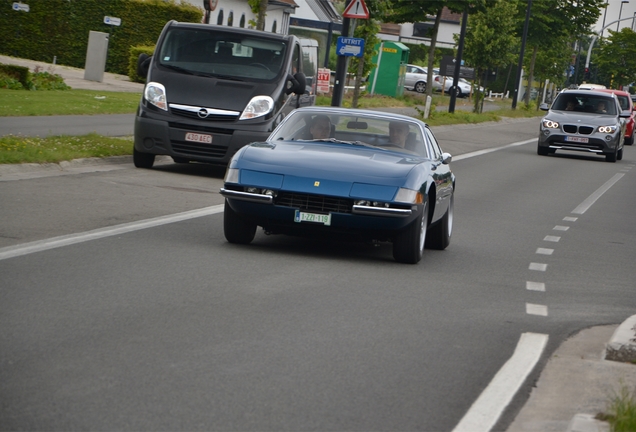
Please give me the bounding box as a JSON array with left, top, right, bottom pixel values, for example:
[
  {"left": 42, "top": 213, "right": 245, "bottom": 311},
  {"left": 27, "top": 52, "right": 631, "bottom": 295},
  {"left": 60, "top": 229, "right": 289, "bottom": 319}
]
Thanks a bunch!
[{"left": 331, "top": 0, "right": 369, "bottom": 107}]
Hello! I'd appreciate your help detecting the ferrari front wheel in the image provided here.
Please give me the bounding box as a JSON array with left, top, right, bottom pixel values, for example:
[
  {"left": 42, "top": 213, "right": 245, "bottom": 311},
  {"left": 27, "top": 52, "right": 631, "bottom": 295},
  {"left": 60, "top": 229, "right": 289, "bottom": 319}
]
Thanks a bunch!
[
  {"left": 426, "top": 194, "right": 453, "bottom": 250},
  {"left": 223, "top": 200, "right": 257, "bottom": 244},
  {"left": 393, "top": 201, "right": 428, "bottom": 264}
]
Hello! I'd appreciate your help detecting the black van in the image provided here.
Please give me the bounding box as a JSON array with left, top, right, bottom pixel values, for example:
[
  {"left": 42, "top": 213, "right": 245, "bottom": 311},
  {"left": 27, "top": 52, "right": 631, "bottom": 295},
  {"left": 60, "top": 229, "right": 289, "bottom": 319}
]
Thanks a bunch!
[{"left": 133, "top": 21, "right": 317, "bottom": 168}]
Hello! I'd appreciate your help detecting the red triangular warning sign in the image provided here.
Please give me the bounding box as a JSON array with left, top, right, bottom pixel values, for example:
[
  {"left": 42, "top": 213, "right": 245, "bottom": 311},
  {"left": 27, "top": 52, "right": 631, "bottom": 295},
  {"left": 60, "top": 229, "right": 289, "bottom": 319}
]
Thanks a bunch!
[{"left": 342, "top": 0, "right": 369, "bottom": 19}]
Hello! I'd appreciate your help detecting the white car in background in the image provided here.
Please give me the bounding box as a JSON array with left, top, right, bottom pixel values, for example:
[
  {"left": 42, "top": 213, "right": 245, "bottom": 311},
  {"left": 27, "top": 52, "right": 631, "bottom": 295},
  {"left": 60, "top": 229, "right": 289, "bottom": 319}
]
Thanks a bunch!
[{"left": 404, "top": 64, "right": 428, "bottom": 93}]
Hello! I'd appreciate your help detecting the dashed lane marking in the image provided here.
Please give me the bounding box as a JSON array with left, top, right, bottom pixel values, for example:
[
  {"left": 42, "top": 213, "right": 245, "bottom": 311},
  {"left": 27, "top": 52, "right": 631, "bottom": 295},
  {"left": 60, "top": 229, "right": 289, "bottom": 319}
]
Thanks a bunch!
[
  {"left": 529, "top": 263, "right": 547, "bottom": 271},
  {"left": 544, "top": 236, "right": 560, "bottom": 242},
  {"left": 526, "top": 281, "right": 546, "bottom": 292},
  {"left": 526, "top": 303, "right": 548, "bottom": 316},
  {"left": 536, "top": 248, "right": 554, "bottom": 255}
]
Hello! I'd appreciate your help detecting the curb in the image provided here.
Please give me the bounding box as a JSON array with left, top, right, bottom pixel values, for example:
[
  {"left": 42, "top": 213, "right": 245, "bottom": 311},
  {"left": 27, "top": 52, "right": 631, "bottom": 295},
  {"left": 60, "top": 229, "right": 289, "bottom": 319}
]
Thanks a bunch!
[{"left": 605, "top": 314, "right": 636, "bottom": 363}]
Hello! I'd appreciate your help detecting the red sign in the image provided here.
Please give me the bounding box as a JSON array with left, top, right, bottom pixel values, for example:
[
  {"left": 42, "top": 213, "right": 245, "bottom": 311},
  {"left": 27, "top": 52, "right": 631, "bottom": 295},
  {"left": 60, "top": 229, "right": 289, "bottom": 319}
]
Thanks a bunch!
[
  {"left": 342, "top": 0, "right": 369, "bottom": 19},
  {"left": 317, "top": 68, "right": 331, "bottom": 94}
]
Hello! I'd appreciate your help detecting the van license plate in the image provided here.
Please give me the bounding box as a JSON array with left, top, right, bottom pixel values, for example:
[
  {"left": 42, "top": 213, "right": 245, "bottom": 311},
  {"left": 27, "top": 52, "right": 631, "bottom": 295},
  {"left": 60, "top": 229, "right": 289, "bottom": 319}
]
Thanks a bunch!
[
  {"left": 565, "top": 136, "right": 589, "bottom": 143},
  {"left": 294, "top": 210, "right": 331, "bottom": 226},
  {"left": 185, "top": 132, "right": 213, "bottom": 143}
]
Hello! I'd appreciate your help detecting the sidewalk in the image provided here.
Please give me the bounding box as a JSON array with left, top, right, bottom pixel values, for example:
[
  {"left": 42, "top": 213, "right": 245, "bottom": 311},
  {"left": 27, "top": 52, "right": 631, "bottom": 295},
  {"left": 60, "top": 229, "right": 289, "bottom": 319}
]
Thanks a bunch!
[
  {"left": 0, "top": 54, "right": 143, "bottom": 93},
  {"left": 2, "top": 54, "right": 636, "bottom": 432}
]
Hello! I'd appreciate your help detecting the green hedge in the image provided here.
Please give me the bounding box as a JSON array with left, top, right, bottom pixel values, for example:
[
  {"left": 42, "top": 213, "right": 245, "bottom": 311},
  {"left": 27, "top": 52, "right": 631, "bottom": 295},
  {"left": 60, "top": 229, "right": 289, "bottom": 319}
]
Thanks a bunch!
[
  {"left": 0, "top": 0, "right": 202, "bottom": 76},
  {"left": 128, "top": 45, "right": 155, "bottom": 83},
  {"left": 0, "top": 64, "right": 29, "bottom": 87}
]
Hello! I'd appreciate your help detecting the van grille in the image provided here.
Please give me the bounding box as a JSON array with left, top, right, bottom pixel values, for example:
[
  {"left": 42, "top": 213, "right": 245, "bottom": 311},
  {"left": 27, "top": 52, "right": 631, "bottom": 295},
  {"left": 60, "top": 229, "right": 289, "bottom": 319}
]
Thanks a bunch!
[
  {"left": 172, "top": 141, "right": 228, "bottom": 158},
  {"left": 170, "top": 106, "right": 239, "bottom": 122}
]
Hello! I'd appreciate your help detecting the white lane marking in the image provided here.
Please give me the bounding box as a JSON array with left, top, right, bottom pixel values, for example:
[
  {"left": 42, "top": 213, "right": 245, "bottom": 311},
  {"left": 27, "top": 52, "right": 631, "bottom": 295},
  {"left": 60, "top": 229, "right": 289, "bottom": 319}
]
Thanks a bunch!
[
  {"left": 563, "top": 216, "right": 578, "bottom": 222},
  {"left": 553, "top": 225, "right": 569, "bottom": 231},
  {"left": 572, "top": 173, "right": 624, "bottom": 215},
  {"left": 452, "top": 332, "right": 549, "bottom": 432},
  {"left": 529, "top": 263, "right": 547, "bottom": 271},
  {"left": 0, "top": 205, "right": 225, "bottom": 261},
  {"left": 526, "top": 303, "right": 548, "bottom": 316},
  {"left": 452, "top": 139, "right": 536, "bottom": 161},
  {"left": 526, "top": 281, "right": 546, "bottom": 292},
  {"left": 536, "top": 248, "right": 554, "bottom": 255},
  {"left": 544, "top": 235, "right": 560, "bottom": 242}
]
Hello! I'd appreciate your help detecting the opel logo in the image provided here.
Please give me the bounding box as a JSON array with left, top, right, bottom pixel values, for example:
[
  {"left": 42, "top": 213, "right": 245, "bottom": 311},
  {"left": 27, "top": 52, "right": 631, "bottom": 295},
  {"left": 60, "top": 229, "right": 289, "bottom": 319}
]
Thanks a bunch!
[{"left": 198, "top": 108, "right": 209, "bottom": 118}]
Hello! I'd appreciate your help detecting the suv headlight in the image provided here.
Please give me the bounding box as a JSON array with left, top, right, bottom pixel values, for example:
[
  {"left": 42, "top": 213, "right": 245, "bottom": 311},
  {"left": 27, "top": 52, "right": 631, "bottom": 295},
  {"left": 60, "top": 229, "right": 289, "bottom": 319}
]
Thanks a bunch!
[
  {"left": 240, "top": 96, "right": 274, "bottom": 120},
  {"left": 598, "top": 125, "right": 617, "bottom": 133},
  {"left": 144, "top": 82, "right": 167, "bottom": 111},
  {"left": 542, "top": 119, "right": 559, "bottom": 129}
]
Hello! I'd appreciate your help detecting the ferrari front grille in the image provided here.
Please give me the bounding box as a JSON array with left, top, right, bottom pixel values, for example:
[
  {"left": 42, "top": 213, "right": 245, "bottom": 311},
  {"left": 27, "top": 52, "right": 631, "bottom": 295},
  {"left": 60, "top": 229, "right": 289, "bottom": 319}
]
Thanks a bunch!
[{"left": 276, "top": 192, "right": 353, "bottom": 214}]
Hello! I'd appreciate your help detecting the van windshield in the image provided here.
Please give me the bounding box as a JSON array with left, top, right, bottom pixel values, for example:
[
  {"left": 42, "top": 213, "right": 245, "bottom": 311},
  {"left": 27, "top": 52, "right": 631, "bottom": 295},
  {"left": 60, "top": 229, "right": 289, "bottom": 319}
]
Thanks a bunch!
[{"left": 158, "top": 28, "right": 288, "bottom": 82}]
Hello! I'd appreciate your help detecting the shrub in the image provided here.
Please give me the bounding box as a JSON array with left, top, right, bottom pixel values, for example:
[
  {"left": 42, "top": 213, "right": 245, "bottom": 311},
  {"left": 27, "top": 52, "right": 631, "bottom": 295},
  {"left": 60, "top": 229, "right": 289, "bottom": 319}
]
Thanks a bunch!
[{"left": 128, "top": 45, "right": 155, "bottom": 83}]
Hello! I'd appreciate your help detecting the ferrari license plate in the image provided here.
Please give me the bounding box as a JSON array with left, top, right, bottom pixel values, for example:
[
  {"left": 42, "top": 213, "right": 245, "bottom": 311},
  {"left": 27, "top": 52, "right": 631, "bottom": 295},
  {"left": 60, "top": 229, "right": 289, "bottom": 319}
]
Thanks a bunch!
[
  {"left": 185, "top": 132, "right": 213, "bottom": 143},
  {"left": 294, "top": 210, "right": 331, "bottom": 226},
  {"left": 565, "top": 136, "right": 589, "bottom": 143}
]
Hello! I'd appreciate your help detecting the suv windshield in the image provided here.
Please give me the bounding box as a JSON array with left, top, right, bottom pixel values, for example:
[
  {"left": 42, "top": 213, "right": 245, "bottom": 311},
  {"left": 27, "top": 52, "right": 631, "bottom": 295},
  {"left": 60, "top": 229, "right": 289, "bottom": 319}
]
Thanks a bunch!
[
  {"left": 158, "top": 28, "right": 288, "bottom": 82},
  {"left": 553, "top": 94, "right": 617, "bottom": 115}
]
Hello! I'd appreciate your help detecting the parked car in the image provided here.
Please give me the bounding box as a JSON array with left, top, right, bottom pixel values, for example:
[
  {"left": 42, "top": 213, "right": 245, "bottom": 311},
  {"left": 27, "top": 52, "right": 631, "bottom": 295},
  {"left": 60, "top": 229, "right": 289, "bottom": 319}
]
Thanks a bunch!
[
  {"left": 432, "top": 75, "right": 472, "bottom": 98},
  {"left": 220, "top": 107, "right": 455, "bottom": 264},
  {"left": 538, "top": 90, "right": 628, "bottom": 162},
  {"left": 404, "top": 64, "right": 428, "bottom": 93},
  {"left": 595, "top": 88, "right": 635, "bottom": 145}
]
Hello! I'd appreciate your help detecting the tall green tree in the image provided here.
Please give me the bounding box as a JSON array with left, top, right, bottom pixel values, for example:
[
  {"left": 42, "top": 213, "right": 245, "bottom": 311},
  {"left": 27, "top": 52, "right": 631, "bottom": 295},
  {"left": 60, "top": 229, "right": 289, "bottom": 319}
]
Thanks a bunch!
[
  {"left": 514, "top": 0, "right": 605, "bottom": 105},
  {"left": 388, "top": 0, "right": 492, "bottom": 98},
  {"left": 459, "top": 0, "right": 517, "bottom": 112},
  {"left": 596, "top": 28, "right": 636, "bottom": 88}
]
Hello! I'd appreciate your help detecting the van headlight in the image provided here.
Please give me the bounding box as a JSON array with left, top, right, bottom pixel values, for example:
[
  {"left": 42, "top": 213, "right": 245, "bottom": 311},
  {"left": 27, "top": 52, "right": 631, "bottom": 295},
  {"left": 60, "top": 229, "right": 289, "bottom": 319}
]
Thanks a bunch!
[
  {"left": 144, "top": 82, "right": 167, "bottom": 111},
  {"left": 240, "top": 96, "right": 274, "bottom": 120}
]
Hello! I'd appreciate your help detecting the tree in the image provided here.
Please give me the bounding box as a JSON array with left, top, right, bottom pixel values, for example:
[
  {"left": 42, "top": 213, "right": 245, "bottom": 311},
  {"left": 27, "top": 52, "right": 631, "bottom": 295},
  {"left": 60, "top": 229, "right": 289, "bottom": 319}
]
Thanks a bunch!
[
  {"left": 388, "top": 0, "right": 493, "bottom": 98},
  {"left": 514, "top": 0, "right": 605, "bottom": 105},
  {"left": 247, "top": 0, "right": 268, "bottom": 30},
  {"left": 459, "top": 0, "right": 517, "bottom": 112},
  {"left": 596, "top": 28, "right": 636, "bottom": 88}
]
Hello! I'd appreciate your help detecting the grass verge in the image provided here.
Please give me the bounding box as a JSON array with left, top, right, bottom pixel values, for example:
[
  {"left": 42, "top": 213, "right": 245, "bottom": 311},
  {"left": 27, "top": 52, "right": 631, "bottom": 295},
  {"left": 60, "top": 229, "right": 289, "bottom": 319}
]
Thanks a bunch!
[
  {"left": 0, "top": 134, "right": 133, "bottom": 164},
  {"left": 0, "top": 89, "right": 141, "bottom": 116},
  {"left": 597, "top": 384, "right": 636, "bottom": 432}
]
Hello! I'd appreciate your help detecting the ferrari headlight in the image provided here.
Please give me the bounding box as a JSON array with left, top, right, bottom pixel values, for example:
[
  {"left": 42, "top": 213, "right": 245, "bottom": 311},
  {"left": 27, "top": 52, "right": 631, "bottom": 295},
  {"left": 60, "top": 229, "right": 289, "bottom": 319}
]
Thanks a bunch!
[
  {"left": 224, "top": 168, "right": 239, "bottom": 183},
  {"left": 542, "top": 119, "right": 559, "bottom": 129},
  {"left": 394, "top": 188, "right": 424, "bottom": 204},
  {"left": 144, "top": 82, "right": 167, "bottom": 111},
  {"left": 598, "top": 125, "right": 617, "bottom": 133},
  {"left": 239, "top": 96, "right": 274, "bottom": 120}
]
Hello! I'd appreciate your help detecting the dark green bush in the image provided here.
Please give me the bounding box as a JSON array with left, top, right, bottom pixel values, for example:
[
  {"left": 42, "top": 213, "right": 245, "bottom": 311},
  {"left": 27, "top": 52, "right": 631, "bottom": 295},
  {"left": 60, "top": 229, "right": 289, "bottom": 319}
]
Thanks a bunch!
[
  {"left": 128, "top": 45, "right": 155, "bottom": 83},
  {"left": 0, "top": 64, "right": 30, "bottom": 87},
  {"left": 30, "top": 71, "right": 71, "bottom": 90}
]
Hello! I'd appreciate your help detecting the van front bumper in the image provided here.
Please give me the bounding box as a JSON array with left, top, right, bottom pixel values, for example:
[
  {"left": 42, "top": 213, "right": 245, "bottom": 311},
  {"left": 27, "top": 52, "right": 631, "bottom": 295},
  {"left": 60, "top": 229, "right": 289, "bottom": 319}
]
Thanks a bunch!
[{"left": 134, "top": 114, "right": 272, "bottom": 166}]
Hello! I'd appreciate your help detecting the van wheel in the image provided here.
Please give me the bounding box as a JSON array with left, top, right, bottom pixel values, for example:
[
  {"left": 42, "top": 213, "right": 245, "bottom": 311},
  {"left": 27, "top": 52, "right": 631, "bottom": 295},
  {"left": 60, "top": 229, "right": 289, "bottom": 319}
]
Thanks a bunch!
[
  {"left": 393, "top": 201, "right": 427, "bottom": 264},
  {"left": 133, "top": 148, "right": 155, "bottom": 168},
  {"left": 224, "top": 200, "right": 257, "bottom": 244}
]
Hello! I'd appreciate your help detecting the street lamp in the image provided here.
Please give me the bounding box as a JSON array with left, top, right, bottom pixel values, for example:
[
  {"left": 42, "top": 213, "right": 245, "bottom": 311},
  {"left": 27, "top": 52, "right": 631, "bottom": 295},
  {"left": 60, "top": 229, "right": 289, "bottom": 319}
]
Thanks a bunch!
[
  {"left": 601, "top": 0, "right": 609, "bottom": 37},
  {"left": 617, "top": 0, "right": 629, "bottom": 31},
  {"left": 632, "top": 11, "right": 636, "bottom": 30}
]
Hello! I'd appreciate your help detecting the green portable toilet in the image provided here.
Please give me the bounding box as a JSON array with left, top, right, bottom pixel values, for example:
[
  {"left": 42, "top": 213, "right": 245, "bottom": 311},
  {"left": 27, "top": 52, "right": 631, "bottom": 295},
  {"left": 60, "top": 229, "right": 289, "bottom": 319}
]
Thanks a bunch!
[{"left": 368, "top": 41, "right": 410, "bottom": 97}]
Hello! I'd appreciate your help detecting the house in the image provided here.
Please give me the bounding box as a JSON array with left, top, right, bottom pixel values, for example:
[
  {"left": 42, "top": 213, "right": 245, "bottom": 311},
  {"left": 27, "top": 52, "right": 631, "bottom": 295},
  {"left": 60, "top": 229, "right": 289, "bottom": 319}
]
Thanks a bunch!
[{"left": 379, "top": 7, "right": 462, "bottom": 50}]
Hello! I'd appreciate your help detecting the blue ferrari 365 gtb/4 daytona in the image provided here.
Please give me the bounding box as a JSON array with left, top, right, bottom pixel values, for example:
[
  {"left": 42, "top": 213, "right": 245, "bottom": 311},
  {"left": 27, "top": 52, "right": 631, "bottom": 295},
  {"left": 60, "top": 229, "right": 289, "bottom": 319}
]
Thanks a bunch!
[{"left": 220, "top": 107, "right": 455, "bottom": 264}]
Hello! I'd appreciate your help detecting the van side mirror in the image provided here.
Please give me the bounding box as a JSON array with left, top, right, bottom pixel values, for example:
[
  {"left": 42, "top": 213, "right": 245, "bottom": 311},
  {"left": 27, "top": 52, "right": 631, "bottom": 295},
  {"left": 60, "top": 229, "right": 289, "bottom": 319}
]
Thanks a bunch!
[
  {"left": 286, "top": 72, "right": 306, "bottom": 95},
  {"left": 137, "top": 53, "right": 152, "bottom": 79}
]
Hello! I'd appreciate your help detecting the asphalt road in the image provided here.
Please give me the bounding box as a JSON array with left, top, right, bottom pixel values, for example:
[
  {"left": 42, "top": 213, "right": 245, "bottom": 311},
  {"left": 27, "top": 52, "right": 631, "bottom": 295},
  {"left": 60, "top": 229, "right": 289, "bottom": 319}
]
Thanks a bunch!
[{"left": 1, "top": 118, "right": 635, "bottom": 430}]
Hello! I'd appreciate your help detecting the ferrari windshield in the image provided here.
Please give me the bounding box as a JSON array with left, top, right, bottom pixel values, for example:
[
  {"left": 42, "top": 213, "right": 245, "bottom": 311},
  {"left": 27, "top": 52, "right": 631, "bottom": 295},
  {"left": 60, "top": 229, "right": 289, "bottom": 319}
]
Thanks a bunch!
[
  {"left": 158, "top": 28, "right": 287, "bottom": 82},
  {"left": 270, "top": 110, "right": 429, "bottom": 157}
]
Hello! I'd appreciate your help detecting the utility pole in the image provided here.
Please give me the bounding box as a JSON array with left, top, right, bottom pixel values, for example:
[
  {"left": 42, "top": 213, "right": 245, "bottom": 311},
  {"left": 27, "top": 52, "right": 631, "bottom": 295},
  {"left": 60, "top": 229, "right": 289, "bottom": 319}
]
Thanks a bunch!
[
  {"left": 331, "top": 0, "right": 352, "bottom": 107},
  {"left": 512, "top": 0, "right": 532, "bottom": 110},
  {"left": 449, "top": 8, "right": 468, "bottom": 114}
]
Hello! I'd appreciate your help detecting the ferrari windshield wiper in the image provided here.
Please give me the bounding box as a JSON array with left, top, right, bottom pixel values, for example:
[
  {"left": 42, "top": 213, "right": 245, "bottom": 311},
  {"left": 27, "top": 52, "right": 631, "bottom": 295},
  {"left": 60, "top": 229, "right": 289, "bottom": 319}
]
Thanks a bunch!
[{"left": 304, "top": 138, "right": 375, "bottom": 148}]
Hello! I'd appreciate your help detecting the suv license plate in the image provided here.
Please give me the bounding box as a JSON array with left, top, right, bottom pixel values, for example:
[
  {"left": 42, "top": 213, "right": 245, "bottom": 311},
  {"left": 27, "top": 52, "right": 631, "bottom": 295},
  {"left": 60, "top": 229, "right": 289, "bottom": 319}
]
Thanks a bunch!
[
  {"left": 185, "top": 132, "right": 213, "bottom": 143},
  {"left": 565, "top": 136, "right": 589, "bottom": 143},
  {"left": 294, "top": 210, "right": 331, "bottom": 226}
]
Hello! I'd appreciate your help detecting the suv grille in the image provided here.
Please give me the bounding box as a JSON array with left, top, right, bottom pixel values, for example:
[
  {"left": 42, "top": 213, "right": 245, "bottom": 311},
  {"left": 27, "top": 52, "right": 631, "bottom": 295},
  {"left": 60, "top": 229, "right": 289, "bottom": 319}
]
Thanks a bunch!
[
  {"left": 563, "top": 125, "right": 595, "bottom": 135},
  {"left": 276, "top": 192, "right": 353, "bottom": 214}
]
